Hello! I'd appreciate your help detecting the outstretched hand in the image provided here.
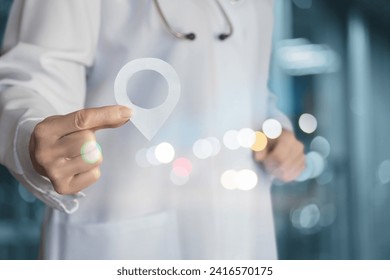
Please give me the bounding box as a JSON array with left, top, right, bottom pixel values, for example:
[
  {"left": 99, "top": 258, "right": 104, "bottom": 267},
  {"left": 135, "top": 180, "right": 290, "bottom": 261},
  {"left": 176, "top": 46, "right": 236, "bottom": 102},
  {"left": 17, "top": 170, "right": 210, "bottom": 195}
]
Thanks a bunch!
[
  {"left": 29, "top": 105, "right": 132, "bottom": 195},
  {"left": 254, "top": 130, "right": 305, "bottom": 182}
]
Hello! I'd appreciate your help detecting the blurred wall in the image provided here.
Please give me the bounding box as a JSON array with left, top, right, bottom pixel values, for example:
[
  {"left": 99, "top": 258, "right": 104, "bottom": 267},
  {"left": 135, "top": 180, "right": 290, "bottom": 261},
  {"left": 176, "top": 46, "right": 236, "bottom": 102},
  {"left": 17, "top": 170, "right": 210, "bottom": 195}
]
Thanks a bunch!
[
  {"left": 271, "top": 0, "right": 390, "bottom": 259},
  {"left": 0, "top": 0, "right": 43, "bottom": 260}
]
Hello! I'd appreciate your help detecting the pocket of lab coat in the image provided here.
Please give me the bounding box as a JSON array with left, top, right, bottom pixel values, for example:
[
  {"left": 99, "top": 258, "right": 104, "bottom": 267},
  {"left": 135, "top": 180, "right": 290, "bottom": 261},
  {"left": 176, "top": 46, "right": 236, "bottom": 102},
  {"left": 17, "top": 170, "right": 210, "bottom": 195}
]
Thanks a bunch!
[{"left": 48, "top": 210, "right": 182, "bottom": 259}]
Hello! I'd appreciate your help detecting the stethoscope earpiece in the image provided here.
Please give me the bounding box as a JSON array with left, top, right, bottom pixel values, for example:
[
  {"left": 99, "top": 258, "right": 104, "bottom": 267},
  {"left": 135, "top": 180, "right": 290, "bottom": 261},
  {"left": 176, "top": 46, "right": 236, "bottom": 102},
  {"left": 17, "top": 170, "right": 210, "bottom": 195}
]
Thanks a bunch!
[
  {"left": 185, "top": 33, "right": 196, "bottom": 41},
  {"left": 218, "top": 33, "right": 230, "bottom": 41},
  {"left": 154, "top": 0, "right": 233, "bottom": 42}
]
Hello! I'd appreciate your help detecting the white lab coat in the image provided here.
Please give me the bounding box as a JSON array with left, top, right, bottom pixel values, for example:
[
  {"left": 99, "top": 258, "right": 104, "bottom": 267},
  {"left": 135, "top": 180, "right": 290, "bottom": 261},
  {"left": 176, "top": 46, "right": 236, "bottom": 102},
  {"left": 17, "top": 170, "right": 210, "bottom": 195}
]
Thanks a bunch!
[{"left": 0, "top": 0, "right": 291, "bottom": 259}]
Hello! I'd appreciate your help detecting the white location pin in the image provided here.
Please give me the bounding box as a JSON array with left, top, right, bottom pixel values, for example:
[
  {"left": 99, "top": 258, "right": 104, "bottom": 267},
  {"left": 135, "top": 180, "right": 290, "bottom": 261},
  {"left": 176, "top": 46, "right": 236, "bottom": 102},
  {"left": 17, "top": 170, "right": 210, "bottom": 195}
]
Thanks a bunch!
[{"left": 114, "top": 58, "right": 181, "bottom": 140}]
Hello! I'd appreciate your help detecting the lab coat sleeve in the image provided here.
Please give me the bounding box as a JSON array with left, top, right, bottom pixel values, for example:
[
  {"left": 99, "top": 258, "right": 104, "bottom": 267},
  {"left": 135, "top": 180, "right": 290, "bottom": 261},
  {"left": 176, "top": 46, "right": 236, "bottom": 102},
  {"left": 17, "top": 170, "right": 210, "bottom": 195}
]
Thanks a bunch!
[
  {"left": 0, "top": 0, "right": 101, "bottom": 213},
  {"left": 266, "top": 91, "right": 293, "bottom": 131},
  {"left": 262, "top": 0, "right": 293, "bottom": 132}
]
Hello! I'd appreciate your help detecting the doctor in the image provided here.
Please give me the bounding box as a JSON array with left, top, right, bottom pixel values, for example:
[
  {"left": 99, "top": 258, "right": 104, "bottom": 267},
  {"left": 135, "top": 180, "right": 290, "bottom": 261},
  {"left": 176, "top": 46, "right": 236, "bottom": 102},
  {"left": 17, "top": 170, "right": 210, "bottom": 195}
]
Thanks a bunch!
[{"left": 0, "top": 0, "right": 304, "bottom": 259}]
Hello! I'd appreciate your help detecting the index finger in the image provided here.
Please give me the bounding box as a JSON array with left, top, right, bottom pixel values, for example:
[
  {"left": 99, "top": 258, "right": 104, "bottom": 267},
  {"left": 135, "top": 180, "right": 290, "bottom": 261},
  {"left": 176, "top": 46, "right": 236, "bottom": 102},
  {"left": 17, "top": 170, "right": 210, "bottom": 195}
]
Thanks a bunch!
[{"left": 50, "top": 105, "right": 132, "bottom": 137}]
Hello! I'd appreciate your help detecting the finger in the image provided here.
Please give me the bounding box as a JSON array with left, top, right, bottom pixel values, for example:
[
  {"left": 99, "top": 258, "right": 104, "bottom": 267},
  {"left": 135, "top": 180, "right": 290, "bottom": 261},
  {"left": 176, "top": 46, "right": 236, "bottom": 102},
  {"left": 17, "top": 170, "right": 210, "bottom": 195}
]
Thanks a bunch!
[
  {"left": 57, "top": 130, "right": 96, "bottom": 158},
  {"left": 254, "top": 136, "right": 278, "bottom": 162},
  {"left": 44, "top": 153, "right": 102, "bottom": 195},
  {"left": 50, "top": 105, "right": 132, "bottom": 137},
  {"left": 278, "top": 145, "right": 305, "bottom": 172},
  {"left": 91, "top": 119, "right": 130, "bottom": 132},
  {"left": 283, "top": 156, "right": 306, "bottom": 182},
  {"left": 60, "top": 153, "right": 103, "bottom": 178},
  {"left": 277, "top": 154, "right": 306, "bottom": 182},
  {"left": 275, "top": 139, "right": 305, "bottom": 179},
  {"left": 69, "top": 167, "right": 101, "bottom": 193},
  {"left": 254, "top": 149, "right": 268, "bottom": 161},
  {"left": 263, "top": 140, "right": 290, "bottom": 171}
]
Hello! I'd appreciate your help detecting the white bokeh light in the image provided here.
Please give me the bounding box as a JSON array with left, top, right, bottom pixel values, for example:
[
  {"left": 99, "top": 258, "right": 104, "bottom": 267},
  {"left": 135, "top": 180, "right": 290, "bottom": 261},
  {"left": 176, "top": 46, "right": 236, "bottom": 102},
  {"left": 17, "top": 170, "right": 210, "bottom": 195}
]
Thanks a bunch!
[
  {"left": 262, "top": 119, "right": 282, "bottom": 139},
  {"left": 81, "top": 141, "right": 102, "bottom": 164},
  {"left": 154, "top": 142, "right": 175, "bottom": 164},
  {"left": 193, "top": 139, "right": 213, "bottom": 159},
  {"left": 237, "top": 128, "right": 256, "bottom": 148},
  {"left": 220, "top": 170, "right": 237, "bottom": 190},
  {"left": 310, "top": 136, "right": 331, "bottom": 158},
  {"left": 206, "top": 137, "right": 221, "bottom": 156},
  {"left": 378, "top": 160, "right": 390, "bottom": 185},
  {"left": 223, "top": 130, "right": 240, "bottom": 150},
  {"left": 299, "top": 113, "right": 318, "bottom": 134},
  {"left": 146, "top": 146, "right": 160, "bottom": 165},
  {"left": 235, "top": 169, "right": 258, "bottom": 191},
  {"left": 221, "top": 169, "right": 258, "bottom": 191}
]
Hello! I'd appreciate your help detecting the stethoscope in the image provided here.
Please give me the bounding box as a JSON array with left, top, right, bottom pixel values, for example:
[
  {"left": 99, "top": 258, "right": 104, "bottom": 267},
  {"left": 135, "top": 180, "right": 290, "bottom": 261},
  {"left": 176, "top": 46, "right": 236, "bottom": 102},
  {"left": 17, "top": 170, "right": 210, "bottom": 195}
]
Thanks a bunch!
[{"left": 153, "top": 0, "right": 234, "bottom": 41}]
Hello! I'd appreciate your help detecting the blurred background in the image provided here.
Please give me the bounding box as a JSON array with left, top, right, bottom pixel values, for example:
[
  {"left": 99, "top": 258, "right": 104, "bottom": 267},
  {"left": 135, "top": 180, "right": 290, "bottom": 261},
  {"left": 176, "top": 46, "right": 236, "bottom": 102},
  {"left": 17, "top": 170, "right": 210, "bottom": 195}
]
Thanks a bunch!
[{"left": 0, "top": 0, "right": 389, "bottom": 259}]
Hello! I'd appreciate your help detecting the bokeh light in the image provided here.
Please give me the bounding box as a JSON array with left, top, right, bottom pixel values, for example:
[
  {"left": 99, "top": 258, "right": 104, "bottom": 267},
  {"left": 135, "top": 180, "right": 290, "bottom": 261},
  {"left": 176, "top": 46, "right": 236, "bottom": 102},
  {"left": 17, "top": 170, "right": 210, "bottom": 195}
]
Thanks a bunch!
[
  {"left": 223, "top": 130, "right": 240, "bottom": 150},
  {"left": 296, "top": 151, "right": 325, "bottom": 181},
  {"left": 299, "top": 113, "right": 318, "bottom": 134},
  {"left": 206, "top": 137, "right": 221, "bottom": 156},
  {"left": 193, "top": 139, "right": 213, "bottom": 159},
  {"left": 80, "top": 141, "right": 102, "bottom": 164},
  {"left": 220, "top": 169, "right": 258, "bottom": 191},
  {"left": 220, "top": 170, "right": 237, "bottom": 190},
  {"left": 316, "top": 168, "right": 334, "bottom": 185},
  {"left": 237, "top": 128, "right": 256, "bottom": 148},
  {"left": 309, "top": 152, "right": 325, "bottom": 178},
  {"left": 277, "top": 39, "right": 340, "bottom": 76},
  {"left": 251, "top": 131, "right": 268, "bottom": 152},
  {"left": 146, "top": 146, "right": 161, "bottom": 165},
  {"left": 310, "top": 136, "right": 331, "bottom": 158},
  {"left": 262, "top": 119, "right": 282, "bottom": 139},
  {"left": 173, "top": 157, "right": 193, "bottom": 177},
  {"left": 290, "top": 207, "right": 301, "bottom": 229},
  {"left": 171, "top": 156, "right": 192, "bottom": 186},
  {"left": 377, "top": 160, "right": 390, "bottom": 185},
  {"left": 319, "top": 203, "right": 337, "bottom": 227},
  {"left": 291, "top": 204, "right": 321, "bottom": 231},
  {"left": 170, "top": 169, "right": 189, "bottom": 186},
  {"left": 235, "top": 169, "right": 258, "bottom": 191},
  {"left": 299, "top": 204, "right": 321, "bottom": 229},
  {"left": 154, "top": 142, "right": 175, "bottom": 164}
]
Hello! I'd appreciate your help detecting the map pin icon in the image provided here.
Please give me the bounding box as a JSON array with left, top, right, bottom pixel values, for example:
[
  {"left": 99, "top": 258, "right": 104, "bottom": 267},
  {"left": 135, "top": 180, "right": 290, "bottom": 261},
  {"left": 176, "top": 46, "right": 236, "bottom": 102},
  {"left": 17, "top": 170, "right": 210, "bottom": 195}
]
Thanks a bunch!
[{"left": 114, "top": 58, "right": 181, "bottom": 140}]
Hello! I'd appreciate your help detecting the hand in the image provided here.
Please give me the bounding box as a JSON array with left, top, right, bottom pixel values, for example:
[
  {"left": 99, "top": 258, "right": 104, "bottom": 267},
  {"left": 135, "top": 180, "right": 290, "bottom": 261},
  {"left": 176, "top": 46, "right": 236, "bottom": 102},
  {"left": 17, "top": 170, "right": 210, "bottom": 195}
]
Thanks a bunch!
[
  {"left": 29, "top": 105, "right": 132, "bottom": 195},
  {"left": 254, "top": 130, "right": 305, "bottom": 182}
]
